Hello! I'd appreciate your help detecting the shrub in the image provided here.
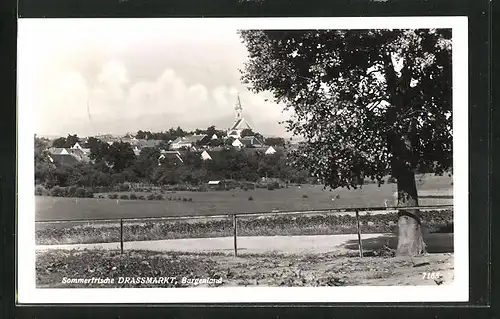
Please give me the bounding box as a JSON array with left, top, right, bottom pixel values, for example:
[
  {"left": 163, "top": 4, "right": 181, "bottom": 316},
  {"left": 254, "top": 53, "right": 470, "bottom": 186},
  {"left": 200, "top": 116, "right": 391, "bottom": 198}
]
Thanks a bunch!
[
  {"left": 130, "top": 193, "right": 138, "bottom": 200},
  {"left": 74, "top": 188, "right": 86, "bottom": 198},
  {"left": 66, "top": 186, "right": 78, "bottom": 197},
  {"left": 182, "top": 197, "right": 187, "bottom": 202},
  {"left": 138, "top": 195, "right": 145, "bottom": 200},
  {"left": 248, "top": 196, "right": 254, "bottom": 201},
  {"left": 108, "top": 194, "right": 118, "bottom": 199},
  {"left": 119, "top": 183, "right": 131, "bottom": 192},
  {"left": 267, "top": 181, "right": 279, "bottom": 190},
  {"left": 147, "top": 194, "right": 156, "bottom": 200},
  {"left": 50, "top": 186, "right": 64, "bottom": 197},
  {"left": 98, "top": 195, "right": 105, "bottom": 199},
  {"left": 302, "top": 194, "right": 309, "bottom": 199},
  {"left": 35, "top": 185, "right": 49, "bottom": 196},
  {"left": 188, "top": 198, "right": 193, "bottom": 202},
  {"left": 120, "top": 194, "right": 129, "bottom": 200},
  {"left": 155, "top": 194, "right": 163, "bottom": 200}
]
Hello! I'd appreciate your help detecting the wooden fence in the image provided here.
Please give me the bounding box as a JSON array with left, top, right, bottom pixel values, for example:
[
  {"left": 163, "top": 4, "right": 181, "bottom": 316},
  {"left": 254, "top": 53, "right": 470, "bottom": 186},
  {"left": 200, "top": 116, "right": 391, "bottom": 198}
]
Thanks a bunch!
[{"left": 36, "top": 204, "right": 453, "bottom": 257}]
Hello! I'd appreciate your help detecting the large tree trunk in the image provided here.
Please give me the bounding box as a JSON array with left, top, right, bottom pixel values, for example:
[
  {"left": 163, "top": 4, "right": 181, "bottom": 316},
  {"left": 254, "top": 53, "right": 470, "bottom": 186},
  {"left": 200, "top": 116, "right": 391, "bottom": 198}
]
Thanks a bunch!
[{"left": 395, "top": 166, "right": 426, "bottom": 256}]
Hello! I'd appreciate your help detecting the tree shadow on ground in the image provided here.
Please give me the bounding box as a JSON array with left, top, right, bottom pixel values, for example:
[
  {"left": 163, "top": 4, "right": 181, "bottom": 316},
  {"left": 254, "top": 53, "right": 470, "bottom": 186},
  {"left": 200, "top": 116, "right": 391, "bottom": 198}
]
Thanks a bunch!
[{"left": 342, "top": 233, "right": 454, "bottom": 254}]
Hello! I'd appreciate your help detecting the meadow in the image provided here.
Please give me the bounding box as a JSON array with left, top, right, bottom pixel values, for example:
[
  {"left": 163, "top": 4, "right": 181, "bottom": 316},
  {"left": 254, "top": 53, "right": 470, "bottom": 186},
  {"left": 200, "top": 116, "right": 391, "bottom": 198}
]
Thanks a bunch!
[{"left": 35, "top": 174, "right": 453, "bottom": 222}]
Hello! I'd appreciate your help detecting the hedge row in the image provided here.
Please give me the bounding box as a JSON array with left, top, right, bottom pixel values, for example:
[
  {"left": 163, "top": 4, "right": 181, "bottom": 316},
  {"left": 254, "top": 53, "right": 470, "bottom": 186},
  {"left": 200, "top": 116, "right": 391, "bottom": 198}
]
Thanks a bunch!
[
  {"left": 102, "top": 193, "right": 194, "bottom": 202},
  {"left": 36, "top": 209, "right": 453, "bottom": 245},
  {"left": 36, "top": 185, "right": 94, "bottom": 198}
]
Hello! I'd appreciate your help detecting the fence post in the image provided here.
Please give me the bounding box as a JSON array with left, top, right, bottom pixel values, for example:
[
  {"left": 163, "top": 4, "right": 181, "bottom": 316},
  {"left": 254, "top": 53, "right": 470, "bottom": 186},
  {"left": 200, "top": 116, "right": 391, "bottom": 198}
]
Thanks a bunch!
[
  {"left": 355, "top": 210, "right": 363, "bottom": 258},
  {"left": 232, "top": 214, "right": 238, "bottom": 257},
  {"left": 120, "top": 218, "right": 124, "bottom": 254}
]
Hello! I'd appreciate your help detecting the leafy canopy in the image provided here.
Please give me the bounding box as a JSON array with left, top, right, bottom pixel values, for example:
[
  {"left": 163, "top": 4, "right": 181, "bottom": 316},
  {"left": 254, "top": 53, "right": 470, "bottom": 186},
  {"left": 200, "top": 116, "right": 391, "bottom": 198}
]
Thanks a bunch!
[{"left": 239, "top": 29, "right": 452, "bottom": 189}]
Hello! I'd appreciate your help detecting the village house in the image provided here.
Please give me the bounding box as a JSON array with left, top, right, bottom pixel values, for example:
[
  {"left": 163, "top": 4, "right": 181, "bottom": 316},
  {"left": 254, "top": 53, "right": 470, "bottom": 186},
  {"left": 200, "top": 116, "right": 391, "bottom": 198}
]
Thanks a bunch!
[
  {"left": 265, "top": 146, "right": 277, "bottom": 155},
  {"left": 240, "top": 135, "right": 264, "bottom": 148},
  {"left": 170, "top": 134, "right": 208, "bottom": 150},
  {"left": 70, "top": 142, "right": 91, "bottom": 155},
  {"left": 231, "top": 138, "right": 244, "bottom": 148},
  {"left": 200, "top": 150, "right": 212, "bottom": 161},
  {"left": 158, "top": 150, "right": 184, "bottom": 165},
  {"left": 47, "top": 148, "right": 80, "bottom": 165},
  {"left": 207, "top": 180, "right": 228, "bottom": 190}
]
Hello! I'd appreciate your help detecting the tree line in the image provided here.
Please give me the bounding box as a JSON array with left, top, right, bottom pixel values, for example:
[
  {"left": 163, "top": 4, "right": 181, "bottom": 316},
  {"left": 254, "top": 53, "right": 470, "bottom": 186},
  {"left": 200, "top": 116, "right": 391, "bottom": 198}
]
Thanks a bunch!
[{"left": 35, "top": 136, "right": 310, "bottom": 190}]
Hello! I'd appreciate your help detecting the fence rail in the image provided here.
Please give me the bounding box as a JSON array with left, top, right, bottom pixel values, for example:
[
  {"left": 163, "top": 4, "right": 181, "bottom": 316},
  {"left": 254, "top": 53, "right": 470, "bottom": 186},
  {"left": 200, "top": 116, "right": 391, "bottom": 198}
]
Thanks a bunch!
[{"left": 35, "top": 204, "right": 453, "bottom": 257}]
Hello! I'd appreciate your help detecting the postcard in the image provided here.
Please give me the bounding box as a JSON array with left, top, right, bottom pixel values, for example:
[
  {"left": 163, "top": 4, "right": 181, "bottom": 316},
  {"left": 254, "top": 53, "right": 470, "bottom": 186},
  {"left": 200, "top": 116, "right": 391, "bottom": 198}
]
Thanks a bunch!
[{"left": 17, "top": 16, "right": 468, "bottom": 303}]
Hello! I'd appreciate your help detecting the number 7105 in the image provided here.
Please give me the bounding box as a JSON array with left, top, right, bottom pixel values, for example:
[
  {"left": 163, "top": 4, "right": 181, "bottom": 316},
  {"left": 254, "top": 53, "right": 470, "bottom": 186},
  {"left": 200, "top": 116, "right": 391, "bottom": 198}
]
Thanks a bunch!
[{"left": 422, "top": 272, "right": 442, "bottom": 280}]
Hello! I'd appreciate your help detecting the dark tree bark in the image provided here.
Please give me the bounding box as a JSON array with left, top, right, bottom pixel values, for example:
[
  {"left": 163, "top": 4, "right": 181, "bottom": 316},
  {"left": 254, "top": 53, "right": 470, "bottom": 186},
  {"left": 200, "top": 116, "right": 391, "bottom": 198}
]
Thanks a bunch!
[{"left": 385, "top": 53, "right": 426, "bottom": 257}]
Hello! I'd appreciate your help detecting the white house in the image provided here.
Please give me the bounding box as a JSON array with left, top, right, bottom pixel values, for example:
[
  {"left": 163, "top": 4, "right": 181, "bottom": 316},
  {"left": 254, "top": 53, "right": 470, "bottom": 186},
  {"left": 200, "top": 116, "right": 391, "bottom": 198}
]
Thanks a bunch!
[
  {"left": 170, "top": 135, "right": 208, "bottom": 150},
  {"left": 232, "top": 139, "right": 244, "bottom": 148},
  {"left": 71, "top": 143, "right": 91, "bottom": 155},
  {"left": 71, "top": 142, "right": 83, "bottom": 150},
  {"left": 200, "top": 150, "right": 212, "bottom": 161},
  {"left": 133, "top": 146, "right": 141, "bottom": 156},
  {"left": 265, "top": 146, "right": 277, "bottom": 155}
]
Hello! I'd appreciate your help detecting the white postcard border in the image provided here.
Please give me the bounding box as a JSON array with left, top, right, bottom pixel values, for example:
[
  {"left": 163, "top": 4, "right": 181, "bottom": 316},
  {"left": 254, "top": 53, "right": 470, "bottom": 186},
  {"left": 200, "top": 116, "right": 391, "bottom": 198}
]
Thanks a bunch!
[{"left": 17, "top": 16, "right": 468, "bottom": 304}]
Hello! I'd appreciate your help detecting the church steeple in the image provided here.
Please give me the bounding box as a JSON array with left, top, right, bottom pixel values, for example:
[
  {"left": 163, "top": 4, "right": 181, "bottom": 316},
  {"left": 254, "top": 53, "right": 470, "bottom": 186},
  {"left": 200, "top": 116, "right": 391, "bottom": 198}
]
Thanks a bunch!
[
  {"left": 227, "top": 94, "right": 254, "bottom": 139},
  {"left": 235, "top": 93, "right": 243, "bottom": 121}
]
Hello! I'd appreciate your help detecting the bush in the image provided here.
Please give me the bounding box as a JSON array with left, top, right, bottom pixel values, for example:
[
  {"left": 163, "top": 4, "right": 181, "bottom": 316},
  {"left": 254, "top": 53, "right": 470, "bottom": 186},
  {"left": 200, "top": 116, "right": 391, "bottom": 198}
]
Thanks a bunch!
[
  {"left": 138, "top": 195, "right": 145, "bottom": 200},
  {"left": 50, "top": 186, "right": 64, "bottom": 197},
  {"left": 66, "top": 186, "right": 77, "bottom": 197},
  {"left": 248, "top": 196, "right": 254, "bottom": 201},
  {"left": 302, "top": 194, "right": 309, "bottom": 199},
  {"left": 74, "top": 188, "right": 86, "bottom": 198},
  {"left": 267, "top": 181, "right": 279, "bottom": 190},
  {"left": 130, "top": 193, "right": 138, "bottom": 200},
  {"left": 35, "top": 185, "right": 49, "bottom": 196},
  {"left": 108, "top": 194, "right": 118, "bottom": 199},
  {"left": 119, "top": 194, "right": 129, "bottom": 200},
  {"left": 182, "top": 197, "right": 188, "bottom": 202},
  {"left": 98, "top": 195, "right": 105, "bottom": 199},
  {"left": 188, "top": 198, "right": 193, "bottom": 202},
  {"left": 147, "top": 194, "right": 156, "bottom": 200},
  {"left": 155, "top": 194, "right": 163, "bottom": 200}
]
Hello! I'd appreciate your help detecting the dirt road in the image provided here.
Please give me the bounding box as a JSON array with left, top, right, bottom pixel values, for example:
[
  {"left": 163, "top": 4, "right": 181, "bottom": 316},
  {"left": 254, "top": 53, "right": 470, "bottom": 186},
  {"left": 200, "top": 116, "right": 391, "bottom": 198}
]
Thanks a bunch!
[{"left": 36, "top": 233, "right": 453, "bottom": 255}]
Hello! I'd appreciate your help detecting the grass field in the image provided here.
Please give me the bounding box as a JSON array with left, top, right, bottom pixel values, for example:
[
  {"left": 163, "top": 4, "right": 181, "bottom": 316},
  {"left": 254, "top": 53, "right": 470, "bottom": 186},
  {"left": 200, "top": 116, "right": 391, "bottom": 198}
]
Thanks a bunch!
[{"left": 35, "top": 174, "right": 453, "bottom": 222}]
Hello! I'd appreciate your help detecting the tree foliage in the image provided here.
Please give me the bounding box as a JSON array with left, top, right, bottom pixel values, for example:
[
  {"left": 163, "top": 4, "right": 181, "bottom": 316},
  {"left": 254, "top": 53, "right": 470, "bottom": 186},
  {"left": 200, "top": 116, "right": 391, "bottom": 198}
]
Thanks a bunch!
[
  {"left": 240, "top": 28, "right": 453, "bottom": 256},
  {"left": 239, "top": 29, "right": 452, "bottom": 193}
]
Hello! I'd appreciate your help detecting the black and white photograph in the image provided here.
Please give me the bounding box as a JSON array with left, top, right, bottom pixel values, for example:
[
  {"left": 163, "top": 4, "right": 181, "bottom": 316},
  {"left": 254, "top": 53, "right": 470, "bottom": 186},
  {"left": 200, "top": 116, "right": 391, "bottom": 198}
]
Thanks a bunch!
[{"left": 17, "top": 17, "right": 468, "bottom": 303}]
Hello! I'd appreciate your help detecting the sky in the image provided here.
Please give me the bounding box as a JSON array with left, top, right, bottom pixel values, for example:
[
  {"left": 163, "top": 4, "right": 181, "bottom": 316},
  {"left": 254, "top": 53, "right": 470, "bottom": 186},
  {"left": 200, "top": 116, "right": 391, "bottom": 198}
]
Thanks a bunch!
[{"left": 18, "top": 19, "right": 293, "bottom": 138}]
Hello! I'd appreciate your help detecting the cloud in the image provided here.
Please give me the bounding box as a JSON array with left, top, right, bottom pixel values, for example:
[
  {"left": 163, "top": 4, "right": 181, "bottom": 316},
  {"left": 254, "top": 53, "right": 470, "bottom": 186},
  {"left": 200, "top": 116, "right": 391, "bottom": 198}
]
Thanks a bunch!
[{"left": 21, "top": 19, "right": 292, "bottom": 137}]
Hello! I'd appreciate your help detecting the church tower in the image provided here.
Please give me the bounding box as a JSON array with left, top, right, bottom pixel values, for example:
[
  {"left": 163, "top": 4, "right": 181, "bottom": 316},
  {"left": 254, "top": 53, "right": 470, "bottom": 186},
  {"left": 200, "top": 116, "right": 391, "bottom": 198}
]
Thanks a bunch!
[
  {"left": 227, "top": 94, "right": 253, "bottom": 139},
  {"left": 235, "top": 94, "right": 243, "bottom": 121}
]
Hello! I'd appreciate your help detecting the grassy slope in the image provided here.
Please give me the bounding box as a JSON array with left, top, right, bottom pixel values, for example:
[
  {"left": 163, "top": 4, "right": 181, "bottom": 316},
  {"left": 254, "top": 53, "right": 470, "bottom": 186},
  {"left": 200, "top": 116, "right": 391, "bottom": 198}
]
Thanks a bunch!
[{"left": 36, "top": 174, "right": 453, "bottom": 221}]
